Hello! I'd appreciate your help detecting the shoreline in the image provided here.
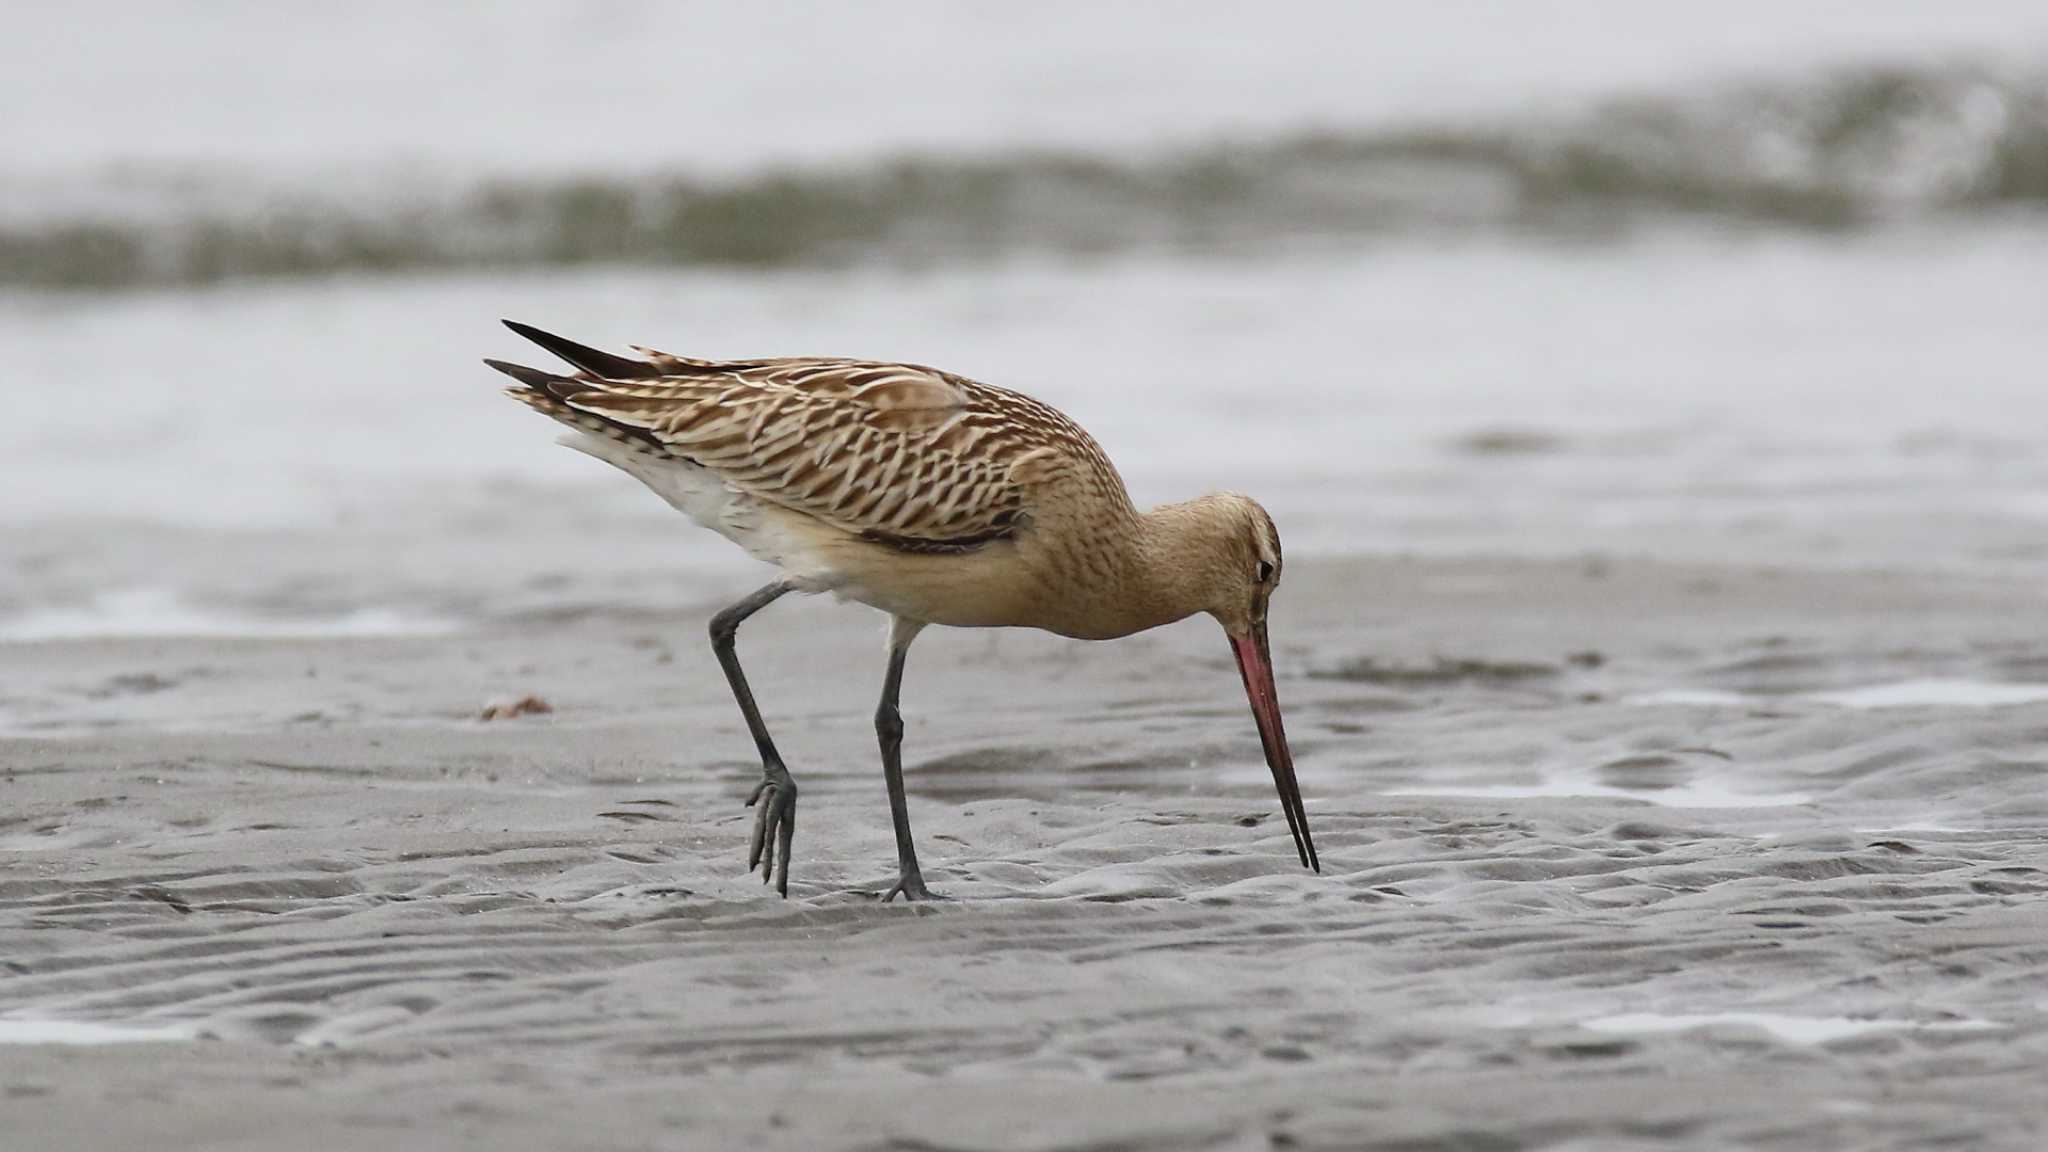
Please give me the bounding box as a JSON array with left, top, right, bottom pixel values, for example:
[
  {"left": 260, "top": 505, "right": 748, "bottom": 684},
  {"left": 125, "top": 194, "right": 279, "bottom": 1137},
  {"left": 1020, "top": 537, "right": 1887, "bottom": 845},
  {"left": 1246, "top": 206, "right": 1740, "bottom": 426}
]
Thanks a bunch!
[{"left": 6, "top": 552, "right": 2048, "bottom": 1148}]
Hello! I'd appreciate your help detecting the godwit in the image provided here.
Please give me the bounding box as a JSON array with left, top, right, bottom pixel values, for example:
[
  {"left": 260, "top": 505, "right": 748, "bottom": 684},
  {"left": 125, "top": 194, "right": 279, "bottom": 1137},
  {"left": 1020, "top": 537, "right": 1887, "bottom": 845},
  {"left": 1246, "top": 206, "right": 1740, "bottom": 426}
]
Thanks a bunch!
[{"left": 488, "top": 321, "right": 1315, "bottom": 900}]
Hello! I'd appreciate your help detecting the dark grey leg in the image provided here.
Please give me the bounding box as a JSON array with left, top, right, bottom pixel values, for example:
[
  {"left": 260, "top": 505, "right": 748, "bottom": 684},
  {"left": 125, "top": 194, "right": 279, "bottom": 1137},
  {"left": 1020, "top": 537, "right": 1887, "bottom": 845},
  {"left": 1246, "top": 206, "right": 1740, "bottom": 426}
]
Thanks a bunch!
[
  {"left": 708, "top": 580, "right": 797, "bottom": 895},
  {"left": 878, "top": 617, "right": 938, "bottom": 902}
]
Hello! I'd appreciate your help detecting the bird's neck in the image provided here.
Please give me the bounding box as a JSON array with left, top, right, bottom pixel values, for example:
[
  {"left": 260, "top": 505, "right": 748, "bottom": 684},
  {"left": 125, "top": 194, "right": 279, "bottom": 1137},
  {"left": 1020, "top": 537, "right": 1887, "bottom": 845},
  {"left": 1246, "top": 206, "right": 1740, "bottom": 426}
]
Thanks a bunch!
[{"left": 1090, "top": 499, "right": 1227, "bottom": 638}]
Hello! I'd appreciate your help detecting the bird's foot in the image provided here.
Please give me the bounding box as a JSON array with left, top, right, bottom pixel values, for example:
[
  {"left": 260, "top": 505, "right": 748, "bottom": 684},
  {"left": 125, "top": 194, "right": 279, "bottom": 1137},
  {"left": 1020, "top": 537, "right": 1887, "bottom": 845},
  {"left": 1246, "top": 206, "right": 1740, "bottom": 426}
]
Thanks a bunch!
[
  {"left": 881, "top": 868, "right": 943, "bottom": 903},
  {"left": 744, "top": 765, "right": 798, "bottom": 897}
]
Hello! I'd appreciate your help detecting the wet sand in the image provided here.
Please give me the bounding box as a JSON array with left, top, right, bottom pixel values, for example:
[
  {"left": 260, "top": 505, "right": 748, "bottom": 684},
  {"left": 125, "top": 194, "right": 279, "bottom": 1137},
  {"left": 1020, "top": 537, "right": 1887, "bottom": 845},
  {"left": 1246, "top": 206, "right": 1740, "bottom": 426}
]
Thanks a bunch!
[{"left": 6, "top": 553, "right": 2048, "bottom": 1150}]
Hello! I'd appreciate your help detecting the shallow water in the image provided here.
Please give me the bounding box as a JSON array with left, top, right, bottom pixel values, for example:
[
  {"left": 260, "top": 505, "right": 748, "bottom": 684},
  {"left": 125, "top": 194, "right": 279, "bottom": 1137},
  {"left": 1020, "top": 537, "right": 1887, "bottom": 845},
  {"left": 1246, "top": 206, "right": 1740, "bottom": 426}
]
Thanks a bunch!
[
  {"left": 1579, "top": 1012, "right": 2001, "bottom": 1045},
  {"left": 1808, "top": 679, "right": 2048, "bottom": 708},
  {"left": 7, "top": 223, "right": 2048, "bottom": 641},
  {"left": 0, "top": 1018, "right": 197, "bottom": 1046},
  {"left": 1382, "top": 771, "right": 1816, "bottom": 809},
  {"left": 0, "top": 588, "right": 457, "bottom": 643},
  {"left": 1632, "top": 679, "right": 2048, "bottom": 709}
]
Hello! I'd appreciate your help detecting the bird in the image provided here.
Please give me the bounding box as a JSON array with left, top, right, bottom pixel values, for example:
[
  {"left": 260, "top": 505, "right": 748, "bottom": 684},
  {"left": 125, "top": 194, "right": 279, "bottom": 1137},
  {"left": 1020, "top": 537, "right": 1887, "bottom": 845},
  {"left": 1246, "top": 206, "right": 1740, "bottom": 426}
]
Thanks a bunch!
[{"left": 488, "top": 320, "right": 1316, "bottom": 900}]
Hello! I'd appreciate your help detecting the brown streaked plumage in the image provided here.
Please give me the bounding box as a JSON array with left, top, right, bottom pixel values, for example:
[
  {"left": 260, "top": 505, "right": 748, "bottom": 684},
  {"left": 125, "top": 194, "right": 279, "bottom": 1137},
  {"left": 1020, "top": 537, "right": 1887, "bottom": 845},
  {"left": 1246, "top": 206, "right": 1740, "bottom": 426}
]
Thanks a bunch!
[{"left": 490, "top": 319, "right": 1315, "bottom": 900}]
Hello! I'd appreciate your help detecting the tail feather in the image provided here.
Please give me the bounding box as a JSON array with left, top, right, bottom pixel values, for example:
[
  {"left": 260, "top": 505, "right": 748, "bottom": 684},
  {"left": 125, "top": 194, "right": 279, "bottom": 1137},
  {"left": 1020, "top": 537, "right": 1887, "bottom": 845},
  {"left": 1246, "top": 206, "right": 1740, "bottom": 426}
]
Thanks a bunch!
[
  {"left": 483, "top": 357, "right": 581, "bottom": 399},
  {"left": 502, "top": 320, "right": 662, "bottom": 380},
  {"left": 501, "top": 386, "right": 669, "bottom": 455},
  {"left": 627, "top": 344, "right": 717, "bottom": 374},
  {"left": 490, "top": 356, "right": 671, "bottom": 452},
  {"left": 491, "top": 321, "right": 710, "bottom": 457}
]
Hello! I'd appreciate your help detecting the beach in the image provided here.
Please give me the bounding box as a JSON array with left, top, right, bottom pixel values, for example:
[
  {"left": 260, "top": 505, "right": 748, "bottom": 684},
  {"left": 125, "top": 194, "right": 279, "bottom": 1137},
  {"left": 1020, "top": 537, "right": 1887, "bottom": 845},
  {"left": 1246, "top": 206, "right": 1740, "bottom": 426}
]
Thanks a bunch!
[
  {"left": 8, "top": 4, "right": 2048, "bottom": 1146},
  {"left": 7, "top": 550, "right": 2048, "bottom": 1149}
]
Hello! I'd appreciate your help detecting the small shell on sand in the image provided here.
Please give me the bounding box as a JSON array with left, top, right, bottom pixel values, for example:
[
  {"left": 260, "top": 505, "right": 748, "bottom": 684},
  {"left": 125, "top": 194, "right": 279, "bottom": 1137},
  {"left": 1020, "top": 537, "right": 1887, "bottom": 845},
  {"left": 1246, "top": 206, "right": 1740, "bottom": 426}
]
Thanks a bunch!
[{"left": 478, "top": 694, "right": 553, "bottom": 721}]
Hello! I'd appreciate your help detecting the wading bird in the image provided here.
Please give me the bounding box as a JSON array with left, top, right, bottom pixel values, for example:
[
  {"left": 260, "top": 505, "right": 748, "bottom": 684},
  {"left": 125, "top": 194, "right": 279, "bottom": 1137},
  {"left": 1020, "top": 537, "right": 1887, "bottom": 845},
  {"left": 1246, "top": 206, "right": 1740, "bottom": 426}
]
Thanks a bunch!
[{"left": 489, "top": 321, "right": 1316, "bottom": 900}]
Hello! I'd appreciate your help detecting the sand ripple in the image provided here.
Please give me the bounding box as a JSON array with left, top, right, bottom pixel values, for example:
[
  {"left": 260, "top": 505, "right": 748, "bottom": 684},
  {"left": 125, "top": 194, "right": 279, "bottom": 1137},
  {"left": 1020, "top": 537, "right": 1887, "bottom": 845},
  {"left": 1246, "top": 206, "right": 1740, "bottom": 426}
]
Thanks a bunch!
[{"left": 4, "top": 556, "right": 2048, "bottom": 1149}]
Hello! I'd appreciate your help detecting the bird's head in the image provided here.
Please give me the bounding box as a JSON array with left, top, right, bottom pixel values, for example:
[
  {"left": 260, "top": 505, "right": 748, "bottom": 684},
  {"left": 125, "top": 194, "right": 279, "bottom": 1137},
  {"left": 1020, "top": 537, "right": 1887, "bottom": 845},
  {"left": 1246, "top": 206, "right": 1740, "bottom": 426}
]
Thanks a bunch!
[
  {"left": 1165, "top": 493, "right": 1316, "bottom": 873},
  {"left": 1174, "top": 492, "right": 1283, "bottom": 637}
]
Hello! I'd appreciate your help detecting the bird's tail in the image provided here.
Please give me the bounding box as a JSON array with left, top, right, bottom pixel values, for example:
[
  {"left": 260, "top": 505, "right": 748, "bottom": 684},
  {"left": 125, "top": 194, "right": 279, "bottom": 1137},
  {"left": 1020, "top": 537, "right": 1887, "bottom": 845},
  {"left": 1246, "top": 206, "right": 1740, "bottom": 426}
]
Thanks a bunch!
[
  {"left": 493, "top": 372, "right": 666, "bottom": 457},
  {"left": 499, "top": 320, "right": 663, "bottom": 380},
  {"left": 490, "top": 319, "right": 734, "bottom": 454},
  {"left": 486, "top": 329, "right": 668, "bottom": 453},
  {"left": 498, "top": 319, "right": 714, "bottom": 378}
]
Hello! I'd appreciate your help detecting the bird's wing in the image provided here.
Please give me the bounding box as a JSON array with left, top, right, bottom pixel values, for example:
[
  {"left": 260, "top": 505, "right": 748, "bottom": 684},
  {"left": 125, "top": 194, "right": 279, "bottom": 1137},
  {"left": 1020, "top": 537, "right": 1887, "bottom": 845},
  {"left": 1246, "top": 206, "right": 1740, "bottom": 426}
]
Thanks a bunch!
[{"left": 492, "top": 323, "right": 1118, "bottom": 549}]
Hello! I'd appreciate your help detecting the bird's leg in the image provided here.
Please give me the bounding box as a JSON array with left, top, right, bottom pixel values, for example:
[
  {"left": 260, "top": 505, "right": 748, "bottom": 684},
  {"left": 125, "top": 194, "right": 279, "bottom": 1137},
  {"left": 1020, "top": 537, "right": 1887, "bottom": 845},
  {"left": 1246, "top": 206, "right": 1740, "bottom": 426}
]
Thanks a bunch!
[
  {"left": 876, "top": 617, "right": 939, "bottom": 902},
  {"left": 708, "top": 580, "right": 798, "bottom": 896}
]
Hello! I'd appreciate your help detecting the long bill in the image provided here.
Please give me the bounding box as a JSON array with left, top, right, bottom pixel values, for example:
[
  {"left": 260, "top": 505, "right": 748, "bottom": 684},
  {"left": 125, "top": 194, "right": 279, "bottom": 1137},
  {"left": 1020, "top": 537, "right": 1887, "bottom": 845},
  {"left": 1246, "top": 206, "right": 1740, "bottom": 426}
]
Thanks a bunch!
[{"left": 1229, "top": 621, "right": 1319, "bottom": 872}]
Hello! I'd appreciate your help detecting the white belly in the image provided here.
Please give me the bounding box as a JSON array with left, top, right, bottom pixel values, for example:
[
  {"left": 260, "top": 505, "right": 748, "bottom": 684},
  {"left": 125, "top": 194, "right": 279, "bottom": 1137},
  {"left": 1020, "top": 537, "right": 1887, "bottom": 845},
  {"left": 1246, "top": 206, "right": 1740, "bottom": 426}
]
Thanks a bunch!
[{"left": 559, "top": 432, "right": 841, "bottom": 590}]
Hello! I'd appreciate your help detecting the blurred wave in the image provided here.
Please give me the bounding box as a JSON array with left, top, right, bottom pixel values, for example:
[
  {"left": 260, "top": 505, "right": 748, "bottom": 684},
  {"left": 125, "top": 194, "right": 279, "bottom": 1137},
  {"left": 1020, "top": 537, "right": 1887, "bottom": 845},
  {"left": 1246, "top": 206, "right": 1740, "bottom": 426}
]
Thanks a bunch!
[{"left": 6, "top": 64, "right": 2045, "bottom": 291}]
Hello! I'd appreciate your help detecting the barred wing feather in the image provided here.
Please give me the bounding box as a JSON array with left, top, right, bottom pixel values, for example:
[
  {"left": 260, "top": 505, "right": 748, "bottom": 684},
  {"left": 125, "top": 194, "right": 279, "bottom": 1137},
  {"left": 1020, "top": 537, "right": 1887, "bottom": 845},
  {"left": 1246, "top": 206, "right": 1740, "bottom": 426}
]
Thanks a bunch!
[{"left": 494, "top": 326, "right": 1125, "bottom": 550}]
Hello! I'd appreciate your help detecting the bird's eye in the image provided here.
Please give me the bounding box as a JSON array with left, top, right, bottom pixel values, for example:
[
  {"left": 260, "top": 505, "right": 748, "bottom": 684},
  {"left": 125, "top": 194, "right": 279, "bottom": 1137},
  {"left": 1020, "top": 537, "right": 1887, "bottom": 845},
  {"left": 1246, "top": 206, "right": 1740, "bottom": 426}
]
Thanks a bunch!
[{"left": 1255, "top": 561, "right": 1274, "bottom": 584}]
